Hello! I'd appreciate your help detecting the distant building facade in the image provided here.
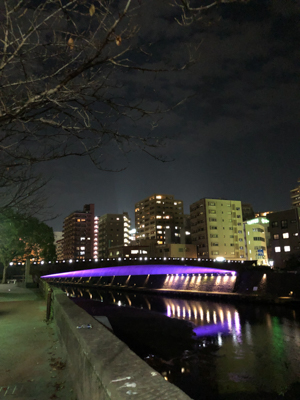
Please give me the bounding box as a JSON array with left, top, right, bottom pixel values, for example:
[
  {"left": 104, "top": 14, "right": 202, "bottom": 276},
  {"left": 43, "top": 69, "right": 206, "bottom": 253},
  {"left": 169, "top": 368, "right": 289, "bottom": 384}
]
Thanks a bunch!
[
  {"left": 190, "top": 198, "right": 245, "bottom": 260},
  {"left": 242, "top": 203, "right": 255, "bottom": 221},
  {"left": 154, "top": 243, "right": 197, "bottom": 258},
  {"left": 62, "top": 204, "right": 96, "bottom": 260},
  {"left": 98, "top": 213, "right": 131, "bottom": 258},
  {"left": 56, "top": 238, "right": 64, "bottom": 261},
  {"left": 268, "top": 208, "right": 300, "bottom": 269},
  {"left": 291, "top": 178, "right": 300, "bottom": 208},
  {"left": 244, "top": 218, "right": 269, "bottom": 266},
  {"left": 135, "top": 194, "right": 184, "bottom": 245}
]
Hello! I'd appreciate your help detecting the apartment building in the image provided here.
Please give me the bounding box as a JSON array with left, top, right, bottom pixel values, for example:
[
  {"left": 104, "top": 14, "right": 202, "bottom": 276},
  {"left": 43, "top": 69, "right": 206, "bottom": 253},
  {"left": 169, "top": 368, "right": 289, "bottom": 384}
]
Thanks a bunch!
[
  {"left": 190, "top": 198, "right": 245, "bottom": 260},
  {"left": 244, "top": 218, "right": 269, "bottom": 265},
  {"left": 62, "top": 204, "right": 96, "bottom": 260},
  {"left": 98, "top": 212, "right": 131, "bottom": 258},
  {"left": 135, "top": 194, "right": 184, "bottom": 245},
  {"left": 268, "top": 208, "right": 300, "bottom": 269}
]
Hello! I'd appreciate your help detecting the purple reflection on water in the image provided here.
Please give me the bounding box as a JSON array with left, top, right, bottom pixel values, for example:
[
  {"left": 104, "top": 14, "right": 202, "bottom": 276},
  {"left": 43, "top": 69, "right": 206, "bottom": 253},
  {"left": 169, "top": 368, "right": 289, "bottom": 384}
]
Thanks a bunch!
[
  {"left": 193, "top": 322, "right": 230, "bottom": 337},
  {"left": 41, "top": 265, "right": 235, "bottom": 279}
]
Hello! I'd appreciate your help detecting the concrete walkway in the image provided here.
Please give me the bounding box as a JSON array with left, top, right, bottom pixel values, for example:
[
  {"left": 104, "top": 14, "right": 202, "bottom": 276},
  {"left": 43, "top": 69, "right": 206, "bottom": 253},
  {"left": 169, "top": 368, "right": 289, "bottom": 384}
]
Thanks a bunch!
[{"left": 0, "top": 284, "right": 76, "bottom": 400}]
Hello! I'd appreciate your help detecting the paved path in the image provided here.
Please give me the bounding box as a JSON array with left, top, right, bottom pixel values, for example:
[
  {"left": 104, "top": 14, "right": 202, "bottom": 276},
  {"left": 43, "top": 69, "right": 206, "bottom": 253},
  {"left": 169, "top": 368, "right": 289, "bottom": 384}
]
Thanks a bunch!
[{"left": 0, "top": 284, "right": 76, "bottom": 400}]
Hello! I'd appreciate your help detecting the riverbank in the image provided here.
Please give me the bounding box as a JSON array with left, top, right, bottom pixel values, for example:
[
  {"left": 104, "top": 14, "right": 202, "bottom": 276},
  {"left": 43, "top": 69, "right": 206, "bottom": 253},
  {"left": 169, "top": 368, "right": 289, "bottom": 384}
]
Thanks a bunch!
[{"left": 0, "top": 283, "right": 75, "bottom": 400}]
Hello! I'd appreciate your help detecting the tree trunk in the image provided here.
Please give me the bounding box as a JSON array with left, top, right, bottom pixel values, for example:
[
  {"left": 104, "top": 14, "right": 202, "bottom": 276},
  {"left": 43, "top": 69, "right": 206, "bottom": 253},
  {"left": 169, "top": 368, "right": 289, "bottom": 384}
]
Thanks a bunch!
[
  {"left": 1, "top": 264, "right": 7, "bottom": 284},
  {"left": 25, "top": 258, "right": 33, "bottom": 285}
]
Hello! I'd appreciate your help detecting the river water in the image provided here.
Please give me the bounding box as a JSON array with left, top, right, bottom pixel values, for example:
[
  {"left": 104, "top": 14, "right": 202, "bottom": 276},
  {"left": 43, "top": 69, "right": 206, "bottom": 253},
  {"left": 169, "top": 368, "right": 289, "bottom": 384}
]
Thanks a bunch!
[{"left": 62, "top": 286, "right": 300, "bottom": 399}]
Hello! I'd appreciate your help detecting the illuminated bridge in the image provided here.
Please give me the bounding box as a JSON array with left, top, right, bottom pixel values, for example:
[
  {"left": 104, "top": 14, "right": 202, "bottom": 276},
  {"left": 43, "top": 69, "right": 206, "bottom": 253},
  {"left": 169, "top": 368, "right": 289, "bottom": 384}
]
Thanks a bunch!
[{"left": 40, "top": 257, "right": 258, "bottom": 296}]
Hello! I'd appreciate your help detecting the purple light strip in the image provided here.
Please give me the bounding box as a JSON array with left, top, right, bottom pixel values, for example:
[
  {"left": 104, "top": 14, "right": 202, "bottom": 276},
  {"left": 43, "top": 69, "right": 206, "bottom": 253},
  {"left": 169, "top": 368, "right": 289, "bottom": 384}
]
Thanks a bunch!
[
  {"left": 41, "top": 264, "right": 235, "bottom": 279},
  {"left": 193, "top": 322, "right": 230, "bottom": 337}
]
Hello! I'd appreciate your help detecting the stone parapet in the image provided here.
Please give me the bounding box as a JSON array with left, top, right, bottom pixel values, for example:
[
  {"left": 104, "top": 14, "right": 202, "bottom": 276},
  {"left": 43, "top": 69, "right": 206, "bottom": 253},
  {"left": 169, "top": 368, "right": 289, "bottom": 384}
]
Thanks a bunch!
[{"left": 52, "top": 288, "right": 192, "bottom": 400}]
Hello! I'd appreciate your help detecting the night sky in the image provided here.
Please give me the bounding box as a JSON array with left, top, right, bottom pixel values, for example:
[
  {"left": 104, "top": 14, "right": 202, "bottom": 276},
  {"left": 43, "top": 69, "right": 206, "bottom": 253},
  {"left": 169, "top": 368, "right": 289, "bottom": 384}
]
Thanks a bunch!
[{"left": 42, "top": 0, "right": 300, "bottom": 232}]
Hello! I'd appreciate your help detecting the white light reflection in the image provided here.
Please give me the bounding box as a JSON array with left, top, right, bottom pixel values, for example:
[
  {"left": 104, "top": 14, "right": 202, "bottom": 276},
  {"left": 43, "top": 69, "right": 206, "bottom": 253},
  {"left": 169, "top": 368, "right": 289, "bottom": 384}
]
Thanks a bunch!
[
  {"left": 227, "top": 311, "right": 232, "bottom": 331},
  {"left": 219, "top": 309, "right": 224, "bottom": 324},
  {"left": 206, "top": 310, "right": 210, "bottom": 323},
  {"left": 234, "top": 311, "right": 242, "bottom": 344},
  {"left": 200, "top": 307, "right": 204, "bottom": 321},
  {"left": 218, "top": 333, "right": 223, "bottom": 346},
  {"left": 167, "top": 305, "right": 171, "bottom": 317},
  {"left": 193, "top": 307, "right": 197, "bottom": 319},
  {"left": 213, "top": 311, "right": 217, "bottom": 324}
]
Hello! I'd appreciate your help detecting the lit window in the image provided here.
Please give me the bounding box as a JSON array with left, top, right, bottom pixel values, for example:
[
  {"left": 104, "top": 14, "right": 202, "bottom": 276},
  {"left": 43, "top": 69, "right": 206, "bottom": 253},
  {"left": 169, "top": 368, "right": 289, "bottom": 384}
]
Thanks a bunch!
[
  {"left": 131, "top": 250, "right": 139, "bottom": 254},
  {"left": 275, "top": 247, "right": 281, "bottom": 253},
  {"left": 174, "top": 202, "right": 177, "bottom": 205},
  {"left": 273, "top": 234, "right": 279, "bottom": 240},
  {"left": 284, "top": 246, "right": 291, "bottom": 252},
  {"left": 157, "top": 230, "right": 162, "bottom": 234},
  {"left": 156, "top": 195, "right": 162, "bottom": 199},
  {"left": 156, "top": 215, "right": 162, "bottom": 219},
  {"left": 283, "top": 232, "right": 289, "bottom": 239},
  {"left": 157, "top": 225, "right": 162, "bottom": 229}
]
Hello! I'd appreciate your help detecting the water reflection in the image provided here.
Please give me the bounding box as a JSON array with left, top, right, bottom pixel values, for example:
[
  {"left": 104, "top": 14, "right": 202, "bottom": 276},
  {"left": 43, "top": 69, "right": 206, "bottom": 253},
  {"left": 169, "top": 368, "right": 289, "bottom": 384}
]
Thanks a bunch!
[
  {"left": 163, "top": 297, "right": 241, "bottom": 339},
  {"left": 60, "top": 285, "right": 300, "bottom": 399}
]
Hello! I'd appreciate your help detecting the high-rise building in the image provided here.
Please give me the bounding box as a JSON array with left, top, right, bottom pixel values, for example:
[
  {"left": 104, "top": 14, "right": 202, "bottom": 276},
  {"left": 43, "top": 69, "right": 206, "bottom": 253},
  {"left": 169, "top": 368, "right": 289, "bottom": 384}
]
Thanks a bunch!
[
  {"left": 98, "top": 212, "right": 131, "bottom": 258},
  {"left": 62, "top": 204, "right": 96, "bottom": 260},
  {"left": 135, "top": 194, "right": 184, "bottom": 245},
  {"left": 190, "top": 198, "right": 245, "bottom": 260},
  {"left": 291, "top": 178, "right": 300, "bottom": 208},
  {"left": 268, "top": 208, "right": 300, "bottom": 269}
]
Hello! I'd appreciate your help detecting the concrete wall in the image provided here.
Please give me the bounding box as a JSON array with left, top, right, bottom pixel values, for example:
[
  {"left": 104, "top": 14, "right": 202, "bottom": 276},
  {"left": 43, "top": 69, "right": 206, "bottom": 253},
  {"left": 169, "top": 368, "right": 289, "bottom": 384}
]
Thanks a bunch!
[{"left": 51, "top": 288, "right": 192, "bottom": 400}]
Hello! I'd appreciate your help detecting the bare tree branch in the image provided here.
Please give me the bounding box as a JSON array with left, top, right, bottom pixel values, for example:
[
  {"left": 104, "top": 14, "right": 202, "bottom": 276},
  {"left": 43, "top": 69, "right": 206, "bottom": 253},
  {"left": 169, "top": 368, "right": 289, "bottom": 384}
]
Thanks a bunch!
[{"left": 0, "top": 0, "right": 244, "bottom": 209}]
